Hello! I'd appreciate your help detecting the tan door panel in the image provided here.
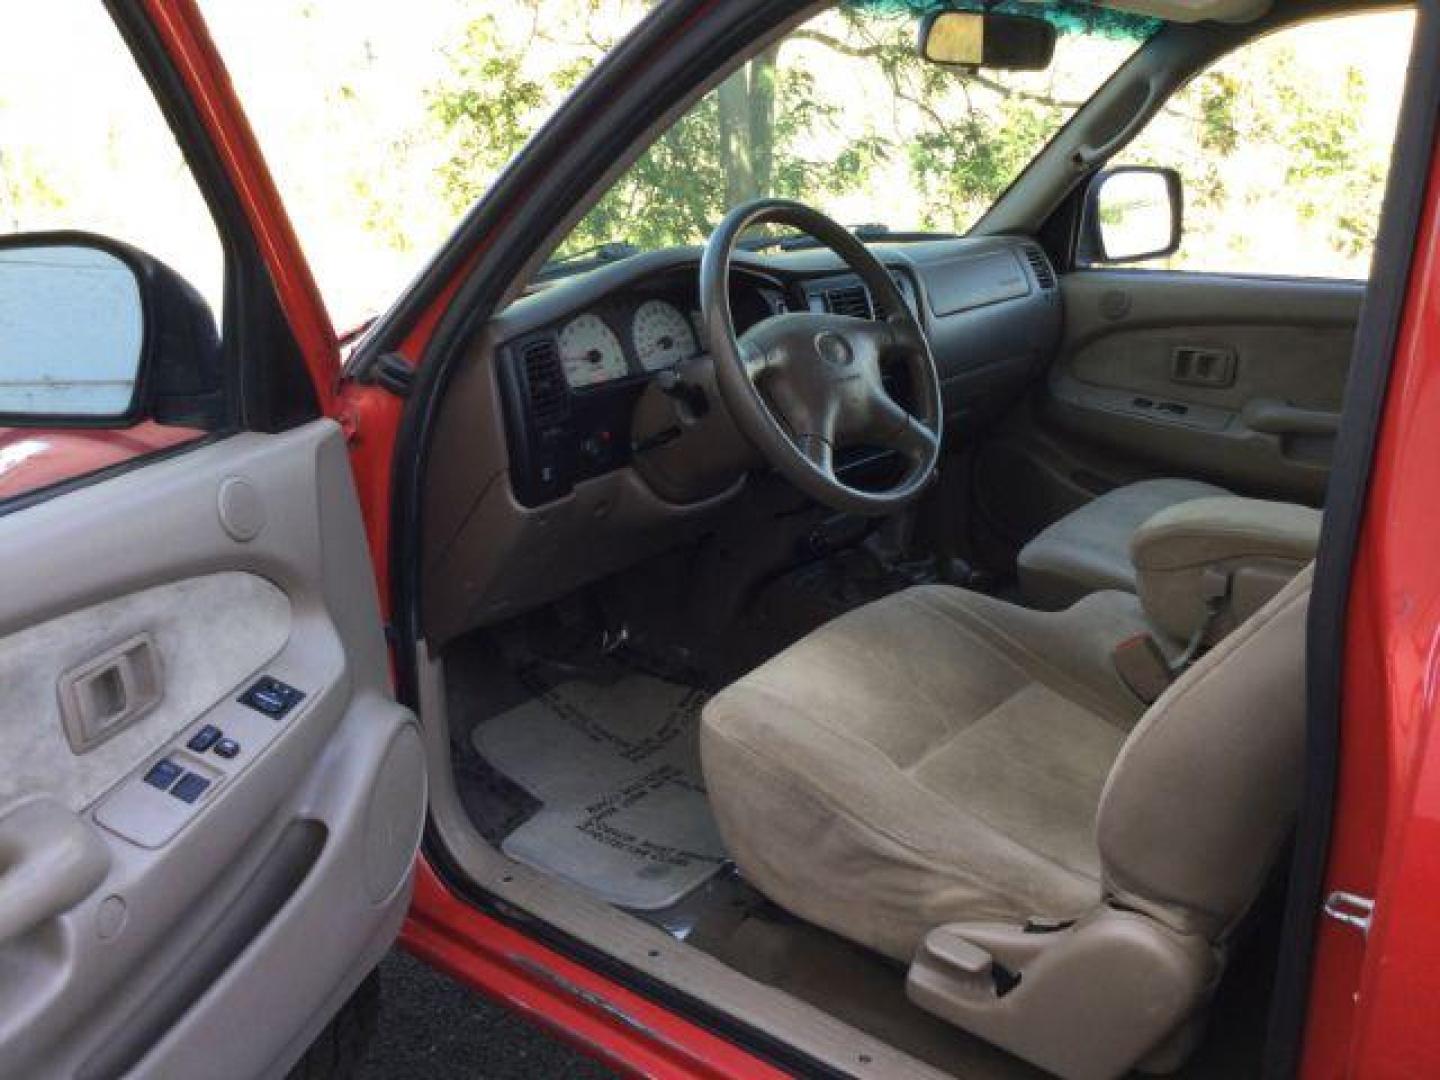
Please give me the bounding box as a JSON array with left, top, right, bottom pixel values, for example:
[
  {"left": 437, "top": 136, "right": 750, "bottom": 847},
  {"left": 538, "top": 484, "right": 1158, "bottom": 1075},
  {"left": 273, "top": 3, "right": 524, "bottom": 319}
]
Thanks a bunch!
[
  {"left": 0, "top": 421, "right": 425, "bottom": 1080},
  {"left": 0, "top": 573, "right": 291, "bottom": 813},
  {"left": 972, "top": 272, "right": 1355, "bottom": 556},
  {"left": 1042, "top": 270, "right": 1359, "bottom": 504}
]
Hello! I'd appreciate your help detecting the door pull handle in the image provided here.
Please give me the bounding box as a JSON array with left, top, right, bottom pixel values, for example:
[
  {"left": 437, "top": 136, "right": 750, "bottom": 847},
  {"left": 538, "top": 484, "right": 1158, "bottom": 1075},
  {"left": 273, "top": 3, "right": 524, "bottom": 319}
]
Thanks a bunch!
[{"left": 58, "top": 633, "right": 164, "bottom": 754}]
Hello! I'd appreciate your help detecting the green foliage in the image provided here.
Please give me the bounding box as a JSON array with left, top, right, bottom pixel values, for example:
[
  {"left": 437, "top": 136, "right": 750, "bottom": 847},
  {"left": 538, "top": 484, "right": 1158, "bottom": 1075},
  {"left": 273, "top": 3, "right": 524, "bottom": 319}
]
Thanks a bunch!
[
  {"left": 413, "top": 0, "right": 1393, "bottom": 276},
  {"left": 420, "top": 2, "right": 1139, "bottom": 252},
  {"left": 0, "top": 146, "right": 66, "bottom": 230},
  {"left": 428, "top": 16, "right": 549, "bottom": 216},
  {"left": 1120, "top": 35, "right": 1391, "bottom": 270}
]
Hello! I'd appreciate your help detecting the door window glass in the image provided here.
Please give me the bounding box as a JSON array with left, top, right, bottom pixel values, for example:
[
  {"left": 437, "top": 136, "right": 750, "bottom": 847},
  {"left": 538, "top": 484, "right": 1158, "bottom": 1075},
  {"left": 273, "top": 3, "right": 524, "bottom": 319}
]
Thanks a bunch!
[
  {"left": 0, "top": 2, "right": 224, "bottom": 504},
  {"left": 1105, "top": 9, "right": 1415, "bottom": 278}
]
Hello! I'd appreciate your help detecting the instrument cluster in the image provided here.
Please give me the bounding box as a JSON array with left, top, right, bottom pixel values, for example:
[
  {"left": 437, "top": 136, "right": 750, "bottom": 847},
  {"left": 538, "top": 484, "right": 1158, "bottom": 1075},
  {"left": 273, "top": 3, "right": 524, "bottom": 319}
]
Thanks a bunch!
[{"left": 554, "top": 286, "right": 780, "bottom": 390}]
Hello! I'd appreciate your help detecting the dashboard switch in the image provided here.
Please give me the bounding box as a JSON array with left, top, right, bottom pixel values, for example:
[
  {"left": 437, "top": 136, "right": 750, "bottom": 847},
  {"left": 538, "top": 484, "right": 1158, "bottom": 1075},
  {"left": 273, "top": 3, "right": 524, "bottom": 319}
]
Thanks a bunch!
[{"left": 239, "top": 676, "right": 305, "bottom": 719}]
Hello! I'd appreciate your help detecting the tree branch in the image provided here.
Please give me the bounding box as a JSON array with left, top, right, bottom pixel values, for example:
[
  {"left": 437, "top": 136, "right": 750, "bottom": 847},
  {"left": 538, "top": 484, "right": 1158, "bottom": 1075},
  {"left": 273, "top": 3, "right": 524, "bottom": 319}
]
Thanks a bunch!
[{"left": 790, "top": 28, "right": 1085, "bottom": 110}]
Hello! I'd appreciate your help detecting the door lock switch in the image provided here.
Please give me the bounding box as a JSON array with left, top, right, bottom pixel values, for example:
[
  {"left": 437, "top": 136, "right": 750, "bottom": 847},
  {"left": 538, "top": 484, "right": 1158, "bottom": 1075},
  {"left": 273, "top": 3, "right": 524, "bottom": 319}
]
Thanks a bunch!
[
  {"left": 239, "top": 676, "right": 305, "bottom": 719},
  {"left": 214, "top": 738, "right": 241, "bottom": 759}
]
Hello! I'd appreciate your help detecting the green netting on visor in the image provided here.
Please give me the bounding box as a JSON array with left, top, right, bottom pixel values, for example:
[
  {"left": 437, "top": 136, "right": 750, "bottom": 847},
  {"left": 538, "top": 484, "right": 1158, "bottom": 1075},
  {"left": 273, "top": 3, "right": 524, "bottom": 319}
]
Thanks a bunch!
[{"left": 841, "top": 0, "right": 1163, "bottom": 42}]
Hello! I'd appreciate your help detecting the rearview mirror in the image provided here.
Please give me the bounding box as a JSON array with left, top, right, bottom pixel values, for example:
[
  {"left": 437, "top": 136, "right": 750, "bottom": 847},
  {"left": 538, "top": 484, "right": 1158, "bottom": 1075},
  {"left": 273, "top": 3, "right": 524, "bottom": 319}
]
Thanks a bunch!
[
  {"left": 1083, "top": 166, "right": 1183, "bottom": 264},
  {"left": 917, "top": 11, "right": 1056, "bottom": 71},
  {"left": 0, "top": 232, "right": 223, "bottom": 427}
]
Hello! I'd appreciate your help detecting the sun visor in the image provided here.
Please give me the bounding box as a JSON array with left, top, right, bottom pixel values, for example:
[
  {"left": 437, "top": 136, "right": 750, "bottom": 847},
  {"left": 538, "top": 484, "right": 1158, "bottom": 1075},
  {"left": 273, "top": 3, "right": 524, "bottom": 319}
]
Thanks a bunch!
[{"left": 1094, "top": 0, "right": 1272, "bottom": 23}]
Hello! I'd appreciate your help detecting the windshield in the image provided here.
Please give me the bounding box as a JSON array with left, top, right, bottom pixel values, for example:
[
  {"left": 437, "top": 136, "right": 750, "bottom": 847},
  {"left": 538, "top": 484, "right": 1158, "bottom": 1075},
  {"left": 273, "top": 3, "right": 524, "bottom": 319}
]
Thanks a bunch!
[
  {"left": 553, "top": 2, "right": 1154, "bottom": 267},
  {"left": 199, "top": 1, "right": 1154, "bottom": 327}
]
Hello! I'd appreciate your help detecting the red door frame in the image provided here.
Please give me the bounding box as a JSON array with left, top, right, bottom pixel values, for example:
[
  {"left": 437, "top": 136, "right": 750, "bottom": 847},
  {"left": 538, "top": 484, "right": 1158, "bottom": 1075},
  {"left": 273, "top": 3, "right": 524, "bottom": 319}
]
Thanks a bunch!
[
  {"left": 137, "top": 0, "right": 339, "bottom": 415},
  {"left": 1297, "top": 122, "right": 1440, "bottom": 1078},
  {"left": 142, "top": 0, "right": 1440, "bottom": 1075}
]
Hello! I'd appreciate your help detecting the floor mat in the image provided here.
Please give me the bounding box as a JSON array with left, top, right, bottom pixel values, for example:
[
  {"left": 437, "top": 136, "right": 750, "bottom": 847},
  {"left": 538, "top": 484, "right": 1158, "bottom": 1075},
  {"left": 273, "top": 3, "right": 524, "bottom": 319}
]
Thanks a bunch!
[{"left": 472, "top": 673, "right": 728, "bottom": 910}]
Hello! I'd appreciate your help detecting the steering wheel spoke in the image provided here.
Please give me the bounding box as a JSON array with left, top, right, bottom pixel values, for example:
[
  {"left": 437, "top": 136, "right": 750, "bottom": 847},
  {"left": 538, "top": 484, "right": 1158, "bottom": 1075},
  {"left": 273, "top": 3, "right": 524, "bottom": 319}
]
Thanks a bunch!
[
  {"left": 738, "top": 334, "right": 775, "bottom": 382},
  {"left": 881, "top": 408, "right": 940, "bottom": 463},
  {"left": 795, "top": 432, "right": 836, "bottom": 479}
]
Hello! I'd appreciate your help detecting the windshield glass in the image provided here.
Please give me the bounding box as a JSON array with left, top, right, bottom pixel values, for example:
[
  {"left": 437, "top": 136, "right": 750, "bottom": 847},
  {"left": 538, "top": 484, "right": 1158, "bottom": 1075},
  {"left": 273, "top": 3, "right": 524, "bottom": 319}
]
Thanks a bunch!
[
  {"left": 554, "top": 2, "right": 1155, "bottom": 265},
  {"left": 200, "top": 1, "right": 1154, "bottom": 327}
]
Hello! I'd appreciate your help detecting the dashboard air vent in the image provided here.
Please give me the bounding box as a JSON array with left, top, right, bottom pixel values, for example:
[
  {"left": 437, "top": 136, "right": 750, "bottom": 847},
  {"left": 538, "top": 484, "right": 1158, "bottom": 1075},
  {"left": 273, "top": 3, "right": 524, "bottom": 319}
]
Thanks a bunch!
[
  {"left": 518, "top": 337, "right": 568, "bottom": 427},
  {"left": 1024, "top": 245, "right": 1057, "bottom": 291},
  {"left": 824, "top": 283, "right": 874, "bottom": 319}
]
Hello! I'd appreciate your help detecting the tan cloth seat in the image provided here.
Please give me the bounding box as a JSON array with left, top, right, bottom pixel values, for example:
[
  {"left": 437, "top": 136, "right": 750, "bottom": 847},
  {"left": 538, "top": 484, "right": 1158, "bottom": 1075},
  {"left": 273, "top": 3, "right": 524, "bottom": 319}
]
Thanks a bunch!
[
  {"left": 701, "top": 584, "right": 1156, "bottom": 962},
  {"left": 701, "top": 567, "right": 1311, "bottom": 1077},
  {"left": 1017, "top": 478, "right": 1230, "bottom": 610}
]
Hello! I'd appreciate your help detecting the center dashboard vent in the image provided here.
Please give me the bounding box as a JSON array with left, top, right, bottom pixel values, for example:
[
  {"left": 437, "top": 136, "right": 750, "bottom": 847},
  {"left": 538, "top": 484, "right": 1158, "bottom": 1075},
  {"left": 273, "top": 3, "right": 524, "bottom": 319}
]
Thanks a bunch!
[
  {"left": 1023, "top": 245, "right": 1057, "bottom": 291},
  {"left": 518, "top": 337, "right": 569, "bottom": 427},
  {"left": 823, "top": 283, "right": 874, "bottom": 320}
]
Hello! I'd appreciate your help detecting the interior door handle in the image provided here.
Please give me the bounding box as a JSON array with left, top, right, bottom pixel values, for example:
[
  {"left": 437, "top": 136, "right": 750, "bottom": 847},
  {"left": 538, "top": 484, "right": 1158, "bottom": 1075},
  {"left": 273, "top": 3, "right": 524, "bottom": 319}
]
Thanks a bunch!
[
  {"left": 1241, "top": 399, "right": 1341, "bottom": 437},
  {"left": 0, "top": 796, "right": 111, "bottom": 946},
  {"left": 58, "top": 633, "right": 164, "bottom": 754}
]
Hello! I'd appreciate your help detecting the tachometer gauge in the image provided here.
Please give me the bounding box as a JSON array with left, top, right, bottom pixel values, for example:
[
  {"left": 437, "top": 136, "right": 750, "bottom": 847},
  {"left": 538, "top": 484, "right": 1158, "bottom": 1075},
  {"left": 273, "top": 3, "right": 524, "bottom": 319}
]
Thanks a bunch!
[
  {"left": 632, "top": 299, "right": 699, "bottom": 372},
  {"left": 558, "top": 313, "right": 629, "bottom": 388}
]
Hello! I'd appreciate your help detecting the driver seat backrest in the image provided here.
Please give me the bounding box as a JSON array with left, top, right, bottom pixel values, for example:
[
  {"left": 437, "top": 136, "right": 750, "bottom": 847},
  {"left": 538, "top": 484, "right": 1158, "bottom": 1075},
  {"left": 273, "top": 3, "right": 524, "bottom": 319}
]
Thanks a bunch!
[{"left": 908, "top": 563, "right": 1312, "bottom": 1080}]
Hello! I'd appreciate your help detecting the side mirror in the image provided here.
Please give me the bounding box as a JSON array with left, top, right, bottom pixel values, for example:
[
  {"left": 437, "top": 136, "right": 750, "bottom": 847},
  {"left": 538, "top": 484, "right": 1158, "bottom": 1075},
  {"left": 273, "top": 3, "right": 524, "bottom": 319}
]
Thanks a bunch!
[
  {"left": 1082, "top": 167, "right": 1183, "bottom": 265},
  {"left": 0, "top": 232, "right": 223, "bottom": 428},
  {"left": 918, "top": 11, "right": 1056, "bottom": 72}
]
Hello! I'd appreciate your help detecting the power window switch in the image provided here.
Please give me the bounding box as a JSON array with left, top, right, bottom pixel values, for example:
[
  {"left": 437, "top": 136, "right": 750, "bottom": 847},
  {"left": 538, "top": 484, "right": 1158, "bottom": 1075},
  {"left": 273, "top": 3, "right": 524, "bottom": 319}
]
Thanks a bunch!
[
  {"left": 170, "top": 773, "right": 212, "bottom": 804},
  {"left": 186, "top": 724, "right": 222, "bottom": 752},
  {"left": 214, "top": 738, "right": 241, "bottom": 760},
  {"left": 143, "top": 758, "right": 183, "bottom": 791}
]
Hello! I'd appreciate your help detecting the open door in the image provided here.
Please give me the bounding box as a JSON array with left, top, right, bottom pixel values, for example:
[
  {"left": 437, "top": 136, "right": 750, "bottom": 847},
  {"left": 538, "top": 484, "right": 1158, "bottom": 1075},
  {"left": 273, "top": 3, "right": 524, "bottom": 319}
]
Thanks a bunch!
[{"left": 0, "top": 4, "right": 424, "bottom": 1077}]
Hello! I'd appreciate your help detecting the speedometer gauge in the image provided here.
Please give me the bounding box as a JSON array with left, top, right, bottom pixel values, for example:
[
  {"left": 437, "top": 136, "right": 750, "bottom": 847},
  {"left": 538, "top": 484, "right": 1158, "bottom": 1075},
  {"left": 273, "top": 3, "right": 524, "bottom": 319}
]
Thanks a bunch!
[
  {"left": 632, "top": 299, "right": 698, "bottom": 372},
  {"left": 558, "top": 313, "right": 628, "bottom": 388}
]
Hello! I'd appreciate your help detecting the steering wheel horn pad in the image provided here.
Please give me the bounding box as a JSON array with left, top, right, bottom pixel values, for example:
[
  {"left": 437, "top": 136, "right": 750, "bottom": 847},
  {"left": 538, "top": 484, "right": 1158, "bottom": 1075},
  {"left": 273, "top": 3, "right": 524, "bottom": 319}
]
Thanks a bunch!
[{"left": 700, "top": 199, "right": 943, "bottom": 516}]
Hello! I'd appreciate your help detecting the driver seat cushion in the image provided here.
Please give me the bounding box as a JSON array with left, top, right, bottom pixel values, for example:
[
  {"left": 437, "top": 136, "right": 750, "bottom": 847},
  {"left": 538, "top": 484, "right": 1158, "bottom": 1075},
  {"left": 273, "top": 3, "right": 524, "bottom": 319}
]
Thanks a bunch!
[
  {"left": 700, "top": 584, "right": 1154, "bottom": 963},
  {"left": 1017, "top": 478, "right": 1231, "bottom": 611}
]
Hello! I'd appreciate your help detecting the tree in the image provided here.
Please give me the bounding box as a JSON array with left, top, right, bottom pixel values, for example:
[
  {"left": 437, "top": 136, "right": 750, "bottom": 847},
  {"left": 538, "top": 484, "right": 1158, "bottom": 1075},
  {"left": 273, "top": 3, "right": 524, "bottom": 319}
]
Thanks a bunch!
[
  {"left": 1117, "top": 34, "right": 1390, "bottom": 273},
  {"left": 407, "top": 0, "right": 1395, "bottom": 275},
  {"left": 429, "top": 15, "right": 551, "bottom": 217}
]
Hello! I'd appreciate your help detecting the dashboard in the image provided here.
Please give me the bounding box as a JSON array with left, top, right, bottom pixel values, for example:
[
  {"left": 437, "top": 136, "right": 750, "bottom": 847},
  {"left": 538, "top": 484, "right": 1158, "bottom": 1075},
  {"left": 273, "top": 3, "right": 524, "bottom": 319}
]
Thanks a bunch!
[
  {"left": 488, "top": 239, "right": 1058, "bottom": 509},
  {"left": 423, "top": 236, "right": 1063, "bottom": 641}
]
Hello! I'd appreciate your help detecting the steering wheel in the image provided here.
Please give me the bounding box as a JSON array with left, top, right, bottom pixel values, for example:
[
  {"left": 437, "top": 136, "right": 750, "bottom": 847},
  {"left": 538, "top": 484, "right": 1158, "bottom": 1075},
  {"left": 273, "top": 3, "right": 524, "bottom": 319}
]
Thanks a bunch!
[{"left": 700, "top": 199, "right": 943, "bottom": 516}]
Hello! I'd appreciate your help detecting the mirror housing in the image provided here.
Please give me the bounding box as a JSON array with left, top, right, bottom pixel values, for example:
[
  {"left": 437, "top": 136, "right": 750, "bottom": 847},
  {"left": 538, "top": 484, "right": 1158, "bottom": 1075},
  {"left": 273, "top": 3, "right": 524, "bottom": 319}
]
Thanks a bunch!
[
  {"left": 0, "top": 231, "right": 223, "bottom": 428},
  {"left": 917, "top": 11, "right": 1057, "bottom": 71},
  {"left": 1082, "top": 166, "right": 1183, "bottom": 264}
]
